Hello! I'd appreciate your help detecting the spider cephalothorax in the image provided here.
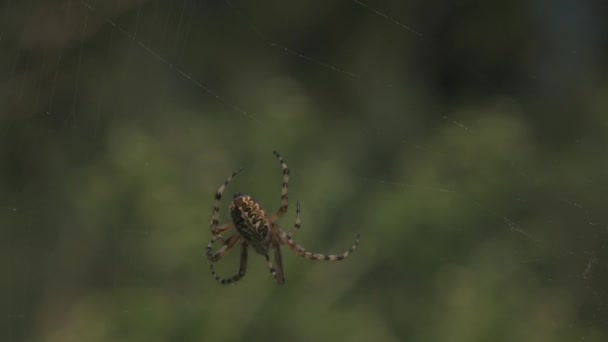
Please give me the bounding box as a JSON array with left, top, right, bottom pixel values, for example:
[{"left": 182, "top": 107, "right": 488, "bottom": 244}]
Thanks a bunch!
[{"left": 206, "top": 151, "right": 360, "bottom": 285}]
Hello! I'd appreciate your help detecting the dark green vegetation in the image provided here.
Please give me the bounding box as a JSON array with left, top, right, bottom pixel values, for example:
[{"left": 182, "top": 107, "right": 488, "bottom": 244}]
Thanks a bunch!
[{"left": 2, "top": 1, "right": 607, "bottom": 341}]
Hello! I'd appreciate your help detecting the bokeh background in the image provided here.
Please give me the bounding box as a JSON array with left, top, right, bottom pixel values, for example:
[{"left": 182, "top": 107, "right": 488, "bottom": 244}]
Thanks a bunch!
[{"left": 2, "top": 0, "right": 608, "bottom": 341}]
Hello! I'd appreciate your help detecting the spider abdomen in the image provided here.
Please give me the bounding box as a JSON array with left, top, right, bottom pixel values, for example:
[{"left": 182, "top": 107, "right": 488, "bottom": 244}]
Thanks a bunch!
[{"left": 230, "top": 195, "right": 270, "bottom": 254}]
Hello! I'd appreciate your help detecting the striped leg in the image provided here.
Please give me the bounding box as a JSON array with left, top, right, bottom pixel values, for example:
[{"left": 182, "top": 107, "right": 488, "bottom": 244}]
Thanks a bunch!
[
  {"left": 272, "top": 150, "right": 290, "bottom": 219},
  {"left": 280, "top": 232, "right": 360, "bottom": 261},
  {"left": 210, "top": 168, "right": 244, "bottom": 233},
  {"left": 264, "top": 253, "right": 282, "bottom": 284},
  {"left": 206, "top": 234, "right": 242, "bottom": 262},
  {"left": 287, "top": 202, "right": 302, "bottom": 236},
  {"left": 210, "top": 242, "right": 249, "bottom": 285}
]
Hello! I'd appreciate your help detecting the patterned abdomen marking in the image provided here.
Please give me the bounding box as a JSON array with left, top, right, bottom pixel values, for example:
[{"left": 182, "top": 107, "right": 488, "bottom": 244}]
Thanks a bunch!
[{"left": 230, "top": 196, "right": 271, "bottom": 255}]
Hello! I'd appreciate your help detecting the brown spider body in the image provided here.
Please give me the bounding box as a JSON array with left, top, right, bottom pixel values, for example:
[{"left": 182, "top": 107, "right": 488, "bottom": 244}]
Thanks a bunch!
[
  {"left": 230, "top": 195, "right": 271, "bottom": 255},
  {"left": 206, "top": 151, "right": 359, "bottom": 285}
]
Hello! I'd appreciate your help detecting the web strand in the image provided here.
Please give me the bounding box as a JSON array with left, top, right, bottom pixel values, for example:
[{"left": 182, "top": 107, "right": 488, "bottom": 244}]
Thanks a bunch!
[{"left": 77, "top": 0, "right": 263, "bottom": 123}]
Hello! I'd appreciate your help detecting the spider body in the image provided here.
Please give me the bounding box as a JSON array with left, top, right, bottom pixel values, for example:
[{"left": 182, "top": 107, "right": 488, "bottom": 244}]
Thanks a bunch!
[
  {"left": 206, "top": 151, "right": 359, "bottom": 285},
  {"left": 230, "top": 195, "right": 271, "bottom": 255}
]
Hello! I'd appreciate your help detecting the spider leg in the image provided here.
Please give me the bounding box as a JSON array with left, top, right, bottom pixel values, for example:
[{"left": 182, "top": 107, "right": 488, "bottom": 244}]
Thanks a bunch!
[
  {"left": 210, "top": 242, "right": 249, "bottom": 285},
  {"left": 280, "top": 231, "right": 360, "bottom": 261},
  {"left": 273, "top": 242, "right": 286, "bottom": 284},
  {"left": 287, "top": 201, "right": 302, "bottom": 236},
  {"left": 269, "top": 150, "right": 289, "bottom": 220},
  {"left": 264, "top": 253, "right": 283, "bottom": 284},
  {"left": 210, "top": 168, "right": 244, "bottom": 233},
  {"left": 206, "top": 233, "right": 242, "bottom": 262},
  {"left": 212, "top": 223, "right": 233, "bottom": 238}
]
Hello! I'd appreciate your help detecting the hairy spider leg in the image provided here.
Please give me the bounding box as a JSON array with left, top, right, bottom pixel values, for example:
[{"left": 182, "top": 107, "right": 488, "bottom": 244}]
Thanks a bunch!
[
  {"left": 264, "top": 253, "right": 281, "bottom": 283},
  {"left": 210, "top": 168, "right": 244, "bottom": 234},
  {"left": 212, "top": 223, "right": 233, "bottom": 238},
  {"left": 272, "top": 239, "right": 285, "bottom": 284},
  {"left": 281, "top": 231, "right": 360, "bottom": 261},
  {"left": 209, "top": 242, "right": 249, "bottom": 285},
  {"left": 287, "top": 201, "right": 302, "bottom": 236},
  {"left": 269, "top": 150, "right": 289, "bottom": 220},
  {"left": 206, "top": 233, "right": 242, "bottom": 262}
]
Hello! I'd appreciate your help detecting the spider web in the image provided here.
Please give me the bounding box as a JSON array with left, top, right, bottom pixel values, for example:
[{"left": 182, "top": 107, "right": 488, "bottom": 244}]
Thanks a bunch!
[{"left": 2, "top": 0, "right": 607, "bottom": 341}]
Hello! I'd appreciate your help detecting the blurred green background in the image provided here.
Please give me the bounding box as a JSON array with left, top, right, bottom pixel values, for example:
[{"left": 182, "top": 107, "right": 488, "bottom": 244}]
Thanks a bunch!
[{"left": 2, "top": 0, "right": 607, "bottom": 341}]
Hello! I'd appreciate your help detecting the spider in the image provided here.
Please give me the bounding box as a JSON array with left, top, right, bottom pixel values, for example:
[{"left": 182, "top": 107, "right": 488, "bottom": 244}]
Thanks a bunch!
[{"left": 205, "top": 151, "right": 360, "bottom": 285}]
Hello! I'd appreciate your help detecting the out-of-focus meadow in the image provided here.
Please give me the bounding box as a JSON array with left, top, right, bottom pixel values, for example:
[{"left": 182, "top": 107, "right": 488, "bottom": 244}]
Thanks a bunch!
[{"left": 2, "top": 1, "right": 607, "bottom": 341}]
